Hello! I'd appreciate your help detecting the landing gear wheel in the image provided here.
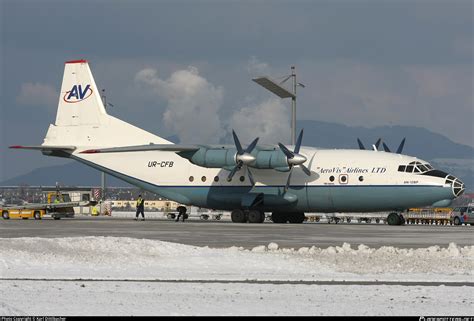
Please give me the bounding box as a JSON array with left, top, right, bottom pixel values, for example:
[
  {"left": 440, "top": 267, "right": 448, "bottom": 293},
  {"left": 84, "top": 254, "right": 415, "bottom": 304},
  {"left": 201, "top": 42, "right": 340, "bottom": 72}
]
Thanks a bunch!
[
  {"left": 454, "top": 217, "right": 461, "bottom": 225},
  {"left": 248, "top": 210, "right": 263, "bottom": 223},
  {"left": 2, "top": 210, "right": 9, "bottom": 219},
  {"left": 34, "top": 211, "right": 41, "bottom": 220},
  {"left": 231, "top": 209, "right": 247, "bottom": 223},
  {"left": 399, "top": 214, "right": 406, "bottom": 225},
  {"left": 387, "top": 212, "right": 401, "bottom": 226}
]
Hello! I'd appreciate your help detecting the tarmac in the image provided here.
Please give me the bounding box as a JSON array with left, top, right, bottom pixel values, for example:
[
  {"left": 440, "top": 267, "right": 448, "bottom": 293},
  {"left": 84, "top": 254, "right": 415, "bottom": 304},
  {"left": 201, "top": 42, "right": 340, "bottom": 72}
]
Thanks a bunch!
[{"left": 1, "top": 214, "right": 472, "bottom": 249}]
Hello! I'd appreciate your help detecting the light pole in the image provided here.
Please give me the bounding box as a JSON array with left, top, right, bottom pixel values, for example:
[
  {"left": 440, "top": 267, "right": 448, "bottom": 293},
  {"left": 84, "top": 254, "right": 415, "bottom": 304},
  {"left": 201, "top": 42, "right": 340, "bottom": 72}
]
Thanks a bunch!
[
  {"left": 252, "top": 66, "right": 304, "bottom": 145},
  {"left": 100, "top": 89, "right": 107, "bottom": 201}
]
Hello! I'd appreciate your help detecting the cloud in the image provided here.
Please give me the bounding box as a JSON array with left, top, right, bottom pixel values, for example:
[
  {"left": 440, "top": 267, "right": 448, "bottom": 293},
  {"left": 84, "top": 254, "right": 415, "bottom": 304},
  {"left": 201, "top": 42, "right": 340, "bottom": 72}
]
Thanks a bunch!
[
  {"left": 298, "top": 60, "right": 473, "bottom": 146},
  {"left": 228, "top": 98, "right": 291, "bottom": 145},
  {"left": 16, "top": 82, "right": 58, "bottom": 109},
  {"left": 135, "top": 67, "right": 225, "bottom": 144},
  {"left": 246, "top": 56, "right": 270, "bottom": 76},
  {"left": 134, "top": 65, "right": 293, "bottom": 146}
]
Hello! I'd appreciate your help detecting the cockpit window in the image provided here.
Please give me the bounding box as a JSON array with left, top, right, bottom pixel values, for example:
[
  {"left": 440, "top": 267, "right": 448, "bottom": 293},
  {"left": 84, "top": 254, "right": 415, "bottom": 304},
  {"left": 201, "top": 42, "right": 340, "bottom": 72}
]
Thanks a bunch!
[
  {"left": 398, "top": 162, "right": 433, "bottom": 173},
  {"left": 418, "top": 164, "right": 428, "bottom": 172}
]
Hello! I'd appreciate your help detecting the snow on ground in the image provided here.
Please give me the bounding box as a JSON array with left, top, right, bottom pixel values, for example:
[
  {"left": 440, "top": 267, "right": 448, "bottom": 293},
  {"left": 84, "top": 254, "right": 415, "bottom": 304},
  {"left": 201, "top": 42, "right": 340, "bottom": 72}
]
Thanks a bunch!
[{"left": 1, "top": 237, "right": 473, "bottom": 315}]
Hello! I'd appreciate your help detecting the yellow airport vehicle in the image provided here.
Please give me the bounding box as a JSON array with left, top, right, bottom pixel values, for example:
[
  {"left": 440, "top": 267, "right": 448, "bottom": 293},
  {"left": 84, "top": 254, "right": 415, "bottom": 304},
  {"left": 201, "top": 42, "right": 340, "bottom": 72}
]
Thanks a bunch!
[
  {"left": 1, "top": 192, "right": 79, "bottom": 220},
  {"left": 405, "top": 207, "right": 453, "bottom": 225}
]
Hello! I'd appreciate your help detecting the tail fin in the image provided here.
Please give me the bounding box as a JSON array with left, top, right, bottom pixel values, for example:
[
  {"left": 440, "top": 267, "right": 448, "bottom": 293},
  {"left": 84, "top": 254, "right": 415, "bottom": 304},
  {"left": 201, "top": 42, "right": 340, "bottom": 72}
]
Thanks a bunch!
[
  {"left": 56, "top": 59, "right": 107, "bottom": 126},
  {"left": 43, "top": 59, "right": 170, "bottom": 147}
]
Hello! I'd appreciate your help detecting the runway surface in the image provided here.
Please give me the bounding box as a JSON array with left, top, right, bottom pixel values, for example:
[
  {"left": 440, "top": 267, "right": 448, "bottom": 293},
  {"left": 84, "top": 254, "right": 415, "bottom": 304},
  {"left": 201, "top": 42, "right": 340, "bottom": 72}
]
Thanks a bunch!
[{"left": 1, "top": 216, "right": 472, "bottom": 248}]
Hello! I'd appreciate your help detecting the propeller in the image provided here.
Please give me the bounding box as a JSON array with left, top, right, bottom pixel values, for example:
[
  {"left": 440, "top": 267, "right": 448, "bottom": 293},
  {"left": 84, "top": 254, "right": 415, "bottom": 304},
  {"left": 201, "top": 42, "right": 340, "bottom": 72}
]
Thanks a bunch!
[
  {"left": 227, "top": 130, "right": 259, "bottom": 185},
  {"left": 357, "top": 138, "right": 382, "bottom": 151},
  {"left": 382, "top": 138, "right": 406, "bottom": 154},
  {"left": 278, "top": 129, "right": 311, "bottom": 192}
]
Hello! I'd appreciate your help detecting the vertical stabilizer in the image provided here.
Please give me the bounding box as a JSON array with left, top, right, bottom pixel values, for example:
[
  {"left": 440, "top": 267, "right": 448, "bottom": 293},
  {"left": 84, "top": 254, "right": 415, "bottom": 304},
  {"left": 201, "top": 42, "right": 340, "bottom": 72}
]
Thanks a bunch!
[
  {"left": 43, "top": 59, "right": 170, "bottom": 147},
  {"left": 55, "top": 59, "right": 107, "bottom": 126}
]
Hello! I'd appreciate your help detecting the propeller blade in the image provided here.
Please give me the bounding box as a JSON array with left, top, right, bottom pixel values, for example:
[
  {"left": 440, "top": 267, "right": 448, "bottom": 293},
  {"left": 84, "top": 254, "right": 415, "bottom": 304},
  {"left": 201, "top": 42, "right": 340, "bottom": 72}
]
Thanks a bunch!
[
  {"left": 374, "top": 138, "right": 382, "bottom": 150},
  {"left": 227, "top": 161, "right": 242, "bottom": 181},
  {"left": 396, "top": 138, "right": 406, "bottom": 154},
  {"left": 300, "top": 164, "right": 311, "bottom": 176},
  {"left": 245, "top": 137, "right": 259, "bottom": 154},
  {"left": 232, "top": 130, "right": 244, "bottom": 155},
  {"left": 294, "top": 129, "right": 304, "bottom": 154},
  {"left": 284, "top": 168, "right": 293, "bottom": 193},
  {"left": 382, "top": 142, "right": 391, "bottom": 153},
  {"left": 278, "top": 143, "right": 294, "bottom": 159},
  {"left": 357, "top": 138, "right": 366, "bottom": 150},
  {"left": 247, "top": 168, "right": 255, "bottom": 186}
]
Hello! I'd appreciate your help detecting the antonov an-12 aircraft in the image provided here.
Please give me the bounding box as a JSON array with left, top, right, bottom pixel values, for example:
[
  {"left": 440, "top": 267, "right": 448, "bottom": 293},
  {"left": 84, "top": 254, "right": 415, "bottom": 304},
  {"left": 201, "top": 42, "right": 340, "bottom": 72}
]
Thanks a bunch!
[{"left": 11, "top": 60, "right": 465, "bottom": 225}]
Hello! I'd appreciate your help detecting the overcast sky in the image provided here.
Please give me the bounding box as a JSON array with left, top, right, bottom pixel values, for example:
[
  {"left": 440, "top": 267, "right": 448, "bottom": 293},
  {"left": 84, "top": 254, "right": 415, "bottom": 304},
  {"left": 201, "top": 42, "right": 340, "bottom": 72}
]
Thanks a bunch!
[{"left": 1, "top": 0, "right": 473, "bottom": 181}]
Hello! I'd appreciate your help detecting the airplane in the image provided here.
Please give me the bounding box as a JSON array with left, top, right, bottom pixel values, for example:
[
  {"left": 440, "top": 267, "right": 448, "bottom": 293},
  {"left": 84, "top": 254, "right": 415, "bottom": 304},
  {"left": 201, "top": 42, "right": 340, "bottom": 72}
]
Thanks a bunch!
[{"left": 11, "top": 60, "right": 466, "bottom": 225}]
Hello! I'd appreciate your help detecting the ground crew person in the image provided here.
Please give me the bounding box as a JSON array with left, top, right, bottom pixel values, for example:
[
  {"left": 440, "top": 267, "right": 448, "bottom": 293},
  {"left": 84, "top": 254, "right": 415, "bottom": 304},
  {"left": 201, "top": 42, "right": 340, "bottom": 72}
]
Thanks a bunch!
[
  {"left": 175, "top": 206, "right": 187, "bottom": 222},
  {"left": 135, "top": 194, "right": 145, "bottom": 221}
]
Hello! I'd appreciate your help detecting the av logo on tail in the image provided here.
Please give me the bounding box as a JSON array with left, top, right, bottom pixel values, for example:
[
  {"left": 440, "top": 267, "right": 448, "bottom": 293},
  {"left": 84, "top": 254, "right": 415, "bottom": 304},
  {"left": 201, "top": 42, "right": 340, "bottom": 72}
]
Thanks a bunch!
[{"left": 63, "top": 84, "right": 93, "bottom": 103}]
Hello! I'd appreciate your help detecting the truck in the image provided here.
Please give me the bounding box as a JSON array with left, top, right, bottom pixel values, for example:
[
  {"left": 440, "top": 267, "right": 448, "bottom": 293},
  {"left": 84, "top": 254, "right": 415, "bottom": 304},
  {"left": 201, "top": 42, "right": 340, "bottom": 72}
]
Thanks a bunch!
[{"left": 1, "top": 191, "right": 84, "bottom": 220}]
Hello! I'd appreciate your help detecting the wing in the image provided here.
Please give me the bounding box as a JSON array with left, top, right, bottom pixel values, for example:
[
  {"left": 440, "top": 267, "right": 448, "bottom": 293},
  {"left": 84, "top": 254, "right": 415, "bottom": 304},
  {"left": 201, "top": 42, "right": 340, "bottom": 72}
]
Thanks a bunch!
[{"left": 79, "top": 144, "right": 200, "bottom": 154}]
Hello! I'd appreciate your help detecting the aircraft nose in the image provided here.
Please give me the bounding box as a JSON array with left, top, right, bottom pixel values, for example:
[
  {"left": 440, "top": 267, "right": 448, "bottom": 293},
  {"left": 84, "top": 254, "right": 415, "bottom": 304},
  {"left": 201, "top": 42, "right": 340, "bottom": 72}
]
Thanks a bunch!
[{"left": 445, "top": 175, "right": 465, "bottom": 197}]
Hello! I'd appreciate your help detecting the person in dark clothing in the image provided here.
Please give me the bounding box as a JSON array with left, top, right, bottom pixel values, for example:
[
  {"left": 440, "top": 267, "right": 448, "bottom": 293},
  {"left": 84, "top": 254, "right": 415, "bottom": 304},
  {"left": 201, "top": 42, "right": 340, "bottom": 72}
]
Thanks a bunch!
[
  {"left": 175, "top": 206, "right": 187, "bottom": 222},
  {"left": 135, "top": 194, "right": 145, "bottom": 221}
]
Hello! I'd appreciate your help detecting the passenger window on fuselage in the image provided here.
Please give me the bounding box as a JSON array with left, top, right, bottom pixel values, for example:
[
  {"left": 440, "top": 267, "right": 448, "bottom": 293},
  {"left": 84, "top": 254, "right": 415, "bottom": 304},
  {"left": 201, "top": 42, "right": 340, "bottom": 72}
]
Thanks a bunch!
[
  {"left": 405, "top": 165, "right": 414, "bottom": 173},
  {"left": 398, "top": 165, "right": 406, "bottom": 172}
]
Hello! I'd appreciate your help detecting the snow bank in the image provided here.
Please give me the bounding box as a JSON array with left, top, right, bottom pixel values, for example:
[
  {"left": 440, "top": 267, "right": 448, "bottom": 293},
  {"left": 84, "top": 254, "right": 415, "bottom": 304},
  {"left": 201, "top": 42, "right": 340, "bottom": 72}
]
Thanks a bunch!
[{"left": 1, "top": 237, "right": 473, "bottom": 282}]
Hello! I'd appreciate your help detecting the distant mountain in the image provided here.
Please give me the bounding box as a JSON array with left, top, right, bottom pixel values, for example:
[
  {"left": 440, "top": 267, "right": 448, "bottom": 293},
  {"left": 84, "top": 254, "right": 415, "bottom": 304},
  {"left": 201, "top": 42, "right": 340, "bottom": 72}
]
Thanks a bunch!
[
  {"left": 2, "top": 121, "right": 472, "bottom": 190},
  {"left": 1, "top": 161, "right": 132, "bottom": 187},
  {"left": 297, "top": 120, "right": 473, "bottom": 160}
]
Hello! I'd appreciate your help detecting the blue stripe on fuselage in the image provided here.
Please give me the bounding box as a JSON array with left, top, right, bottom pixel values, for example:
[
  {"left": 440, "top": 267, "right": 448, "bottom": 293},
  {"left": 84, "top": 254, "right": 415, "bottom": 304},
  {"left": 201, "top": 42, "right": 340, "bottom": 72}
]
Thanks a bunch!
[{"left": 72, "top": 155, "right": 451, "bottom": 212}]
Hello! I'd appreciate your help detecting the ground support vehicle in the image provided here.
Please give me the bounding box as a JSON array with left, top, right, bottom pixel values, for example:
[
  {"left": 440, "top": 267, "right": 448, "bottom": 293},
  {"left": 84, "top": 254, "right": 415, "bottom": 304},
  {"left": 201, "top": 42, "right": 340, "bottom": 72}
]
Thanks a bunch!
[
  {"left": 450, "top": 204, "right": 474, "bottom": 225},
  {"left": 1, "top": 202, "right": 79, "bottom": 220},
  {"left": 1, "top": 192, "right": 86, "bottom": 220},
  {"left": 405, "top": 208, "right": 453, "bottom": 225}
]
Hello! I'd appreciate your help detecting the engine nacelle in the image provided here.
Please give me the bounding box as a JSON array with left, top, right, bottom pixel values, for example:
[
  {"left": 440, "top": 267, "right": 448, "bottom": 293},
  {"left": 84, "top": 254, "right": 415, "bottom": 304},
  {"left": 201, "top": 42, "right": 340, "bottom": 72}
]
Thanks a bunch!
[
  {"left": 186, "top": 148, "right": 238, "bottom": 168},
  {"left": 180, "top": 147, "right": 290, "bottom": 170},
  {"left": 250, "top": 150, "right": 289, "bottom": 170}
]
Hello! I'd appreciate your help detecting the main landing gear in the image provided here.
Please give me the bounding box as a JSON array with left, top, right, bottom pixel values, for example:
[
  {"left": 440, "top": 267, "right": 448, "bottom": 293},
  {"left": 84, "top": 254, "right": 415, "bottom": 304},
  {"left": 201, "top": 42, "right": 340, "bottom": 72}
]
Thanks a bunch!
[
  {"left": 387, "top": 212, "right": 406, "bottom": 226},
  {"left": 230, "top": 210, "right": 306, "bottom": 224},
  {"left": 231, "top": 209, "right": 265, "bottom": 223}
]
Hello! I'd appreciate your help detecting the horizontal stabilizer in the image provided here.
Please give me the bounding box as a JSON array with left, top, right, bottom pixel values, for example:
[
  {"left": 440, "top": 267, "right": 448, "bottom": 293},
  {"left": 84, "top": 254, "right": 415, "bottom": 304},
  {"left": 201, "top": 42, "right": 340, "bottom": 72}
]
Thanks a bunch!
[
  {"left": 10, "top": 145, "right": 76, "bottom": 151},
  {"left": 80, "top": 144, "right": 200, "bottom": 154}
]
